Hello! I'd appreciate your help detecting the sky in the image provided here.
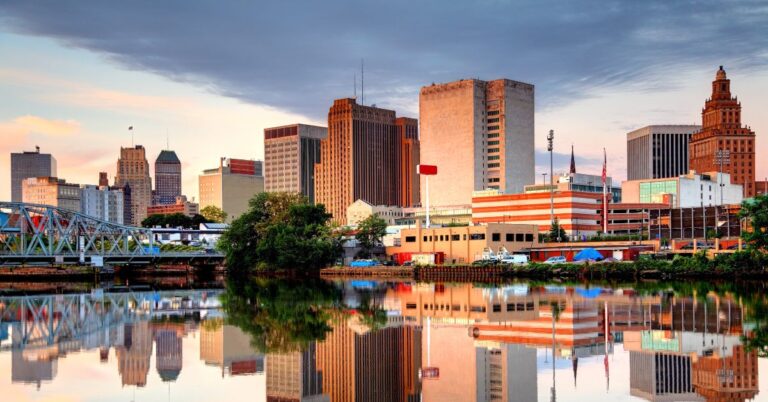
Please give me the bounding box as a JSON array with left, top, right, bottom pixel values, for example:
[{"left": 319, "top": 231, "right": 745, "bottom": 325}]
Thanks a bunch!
[{"left": 1, "top": 0, "right": 767, "bottom": 201}]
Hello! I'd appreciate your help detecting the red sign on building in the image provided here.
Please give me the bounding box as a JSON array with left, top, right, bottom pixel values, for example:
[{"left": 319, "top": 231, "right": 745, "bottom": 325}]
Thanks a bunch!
[
  {"left": 229, "top": 159, "right": 256, "bottom": 175},
  {"left": 417, "top": 164, "right": 437, "bottom": 175}
]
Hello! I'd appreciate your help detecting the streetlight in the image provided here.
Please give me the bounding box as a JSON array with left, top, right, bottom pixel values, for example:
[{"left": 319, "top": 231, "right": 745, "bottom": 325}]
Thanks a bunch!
[
  {"left": 547, "top": 130, "right": 554, "bottom": 228},
  {"left": 542, "top": 173, "right": 548, "bottom": 185}
]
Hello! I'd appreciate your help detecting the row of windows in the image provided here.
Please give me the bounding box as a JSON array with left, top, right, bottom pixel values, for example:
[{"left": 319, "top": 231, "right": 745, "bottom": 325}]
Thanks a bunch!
[
  {"left": 406, "top": 232, "right": 534, "bottom": 243},
  {"left": 405, "top": 302, "right": 535, "bottom": 313}
]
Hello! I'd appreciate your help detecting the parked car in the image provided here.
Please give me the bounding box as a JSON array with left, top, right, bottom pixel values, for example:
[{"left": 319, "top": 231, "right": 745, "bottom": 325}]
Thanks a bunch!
[
  {"left": 543, "top": 256, "right": 567, "bottom": 264},
  {"left": 501, "top": 254, "right": 529, "bottom": 265},
  {"left": 402, "top": 261, "right": 413, "bottom": 266}
]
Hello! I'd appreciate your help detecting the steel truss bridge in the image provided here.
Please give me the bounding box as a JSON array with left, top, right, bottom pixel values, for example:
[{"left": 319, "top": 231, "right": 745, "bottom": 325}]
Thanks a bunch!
[
  {"left": 0, "top": 289, "right": 223, "bottom": 351},
  {"left": 0, "top": 202, "right": 224, "bottom": 266}
]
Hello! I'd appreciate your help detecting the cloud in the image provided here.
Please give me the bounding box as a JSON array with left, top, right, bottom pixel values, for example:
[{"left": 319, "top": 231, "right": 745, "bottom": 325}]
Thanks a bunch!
[
  {"left": 0, "top": 1, "right": 766, "bottom": 118},
  {"left": 0, "top": 115, "right": 80, "bottom": 141}
]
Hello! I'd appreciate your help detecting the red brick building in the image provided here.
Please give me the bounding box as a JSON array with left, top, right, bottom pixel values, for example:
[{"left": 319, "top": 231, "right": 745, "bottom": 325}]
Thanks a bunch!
[{"left": 689, "top": 66, "right": 756, "bottom": 197}]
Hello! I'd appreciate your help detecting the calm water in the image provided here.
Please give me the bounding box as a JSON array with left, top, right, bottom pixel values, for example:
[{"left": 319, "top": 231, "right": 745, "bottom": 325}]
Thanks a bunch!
[{"left": 2, "top": 278, "right": 768, "bottom": 402}]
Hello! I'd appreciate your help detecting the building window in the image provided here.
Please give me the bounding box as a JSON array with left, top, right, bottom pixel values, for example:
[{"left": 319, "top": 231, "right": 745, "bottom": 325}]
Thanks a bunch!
[
  {"left": 452, "top": 234, "right": 460, "bottom": 241},
  {"left": 470, "top": 233, "right": 486, "bottom": 240},
  {"left": 506, "top": 233, "right": 514, "bottom": 241},
  {"left": 488, "top": 163, "right": 500, "bottom": 168},
  {"left": 470, "top": 306, "right": 486, "bottom": 313},
  {"left": 492, "top": 304, "right": 501, "bottom": 312},
  {"left": 491, "top": 233, "right": 500, "bottom": 241},
  {"left": 488, "top": 133, "right": 500, "bottom": 138},
  {"left": 423, "top": 236, "right": 427, "bottom": 242},
  {"left": 405, "top": 236, "right": 416, "bottom": 243},
  {"left": 516, "top": 233, "right": 524, "bottom": 242},
  {"left": 525, "top": 234, "right": 533, "bottom": 242},
  {"left": 463, "top": 234, "right": 467, "bottom": 240}
]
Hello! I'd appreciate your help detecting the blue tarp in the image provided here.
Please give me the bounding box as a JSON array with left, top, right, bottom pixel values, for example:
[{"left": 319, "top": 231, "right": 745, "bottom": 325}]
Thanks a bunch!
[
  {"left": 573, "top": 248, "right": 604, "bottom": 261},
  {"left": 576, "top": 288, "right": 603, "bottom": 298}
]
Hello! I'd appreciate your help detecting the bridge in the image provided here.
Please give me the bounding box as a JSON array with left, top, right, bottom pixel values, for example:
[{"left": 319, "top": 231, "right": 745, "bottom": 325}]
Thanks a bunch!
[
  {"left": 0, "top": 288, "right": 223, "bottom": 351},
  {"left": 0, "top": 202, "right": 224, "bottom": 267}
]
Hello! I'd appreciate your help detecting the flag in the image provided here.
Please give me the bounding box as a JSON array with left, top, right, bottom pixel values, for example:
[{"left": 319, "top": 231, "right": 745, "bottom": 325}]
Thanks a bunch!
[{"left": 128, "top": 126, "right": 133, "bottom": 130}]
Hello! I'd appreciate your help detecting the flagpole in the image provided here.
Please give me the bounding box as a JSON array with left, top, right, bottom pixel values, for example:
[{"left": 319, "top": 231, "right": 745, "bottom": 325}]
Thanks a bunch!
[{"left": 602, "top": 149, "right": 608, "bottom": 234}]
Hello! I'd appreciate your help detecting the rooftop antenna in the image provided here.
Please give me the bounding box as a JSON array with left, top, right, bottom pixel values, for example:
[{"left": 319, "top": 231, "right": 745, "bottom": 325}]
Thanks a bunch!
[
  {"left": 361, "top": 58, "right": 364, "bottom": 105},
  {"left": 166, "top": 129, "right": 169, "bottom": 150},
  {"left": 354, "top": 73, "right": 357, "bottom": 99}
]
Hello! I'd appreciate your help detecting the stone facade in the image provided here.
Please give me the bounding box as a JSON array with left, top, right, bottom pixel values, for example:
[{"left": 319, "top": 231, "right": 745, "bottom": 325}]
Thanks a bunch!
[
  {"left": 21, "top": 176, "right": 81, "bottom": 212},
  {"left": 419, "top": 78, "right": 534, "bottom": 207},
  {"left": 115, "top": 145, "right": 153, "bottom": 225},
  {"left": 198, "top": 158, "right": 264, "bottom": 223}
]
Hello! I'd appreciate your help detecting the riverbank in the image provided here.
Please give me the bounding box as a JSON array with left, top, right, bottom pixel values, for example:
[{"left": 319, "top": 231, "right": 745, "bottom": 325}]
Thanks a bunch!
[{"left": 320, "top": 252, "right": 767, "bottom": 280}]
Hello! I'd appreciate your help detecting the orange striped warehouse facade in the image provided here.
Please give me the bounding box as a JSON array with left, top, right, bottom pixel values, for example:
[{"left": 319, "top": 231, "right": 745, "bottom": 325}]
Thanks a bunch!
[{"left": 472, "top": 190, "right": 666, "bottom": 237}]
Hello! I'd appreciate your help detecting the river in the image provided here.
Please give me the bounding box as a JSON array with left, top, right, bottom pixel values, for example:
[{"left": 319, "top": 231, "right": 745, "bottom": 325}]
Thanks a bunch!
[{"left": 1, "top": 277, "right": 767, "bottom": 401}]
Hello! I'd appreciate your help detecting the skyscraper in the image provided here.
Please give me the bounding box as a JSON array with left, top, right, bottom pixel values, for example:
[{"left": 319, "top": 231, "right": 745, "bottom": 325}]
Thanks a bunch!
[
  {"left": 314, "top": 98, "right": 419, "bottom": 224},
  {"left": 115, "top": 145, "right": 153, "bottom": 225},
  {"left": 627, "top": 125, "right": 701, "bottom": 180},
  {"left": 154, "top": 150, "right": 182, "bottom": 205},
  {"left": 397, "top": 117, "right": 420, "bottom": 208},
  {"left": 419, "top": 78, "right": 534, "bottom": 207},
  {"left": 10, "top": 146, "right": 57, "bottom": 202},
  {"left": 264, "top": 123, "right": 327, "bottom": 203},
  {"left": 689, "top": 66, "right": 756, "bottom": 197}
]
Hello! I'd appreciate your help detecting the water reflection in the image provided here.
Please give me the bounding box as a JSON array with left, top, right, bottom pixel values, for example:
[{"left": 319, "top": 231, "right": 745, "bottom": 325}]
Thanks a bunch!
[{"left": 0, "top": 280, "right": 766, "bottom": 401}]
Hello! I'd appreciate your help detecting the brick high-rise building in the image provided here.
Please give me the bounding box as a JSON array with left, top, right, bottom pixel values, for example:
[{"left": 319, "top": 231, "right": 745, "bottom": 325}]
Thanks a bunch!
[
  {"left": 115, "top": 145, "right": 153, "bottom": 225},
  {"left": 419, "top": 79, "right": 534, "bottom": 207},
  {"left": 10, "top": 146, "right": 57, "bottom": 202},
  {"left": 264, "top": 123, "right": 327, "bottom": 203},
  {"left": 689, "top": 66, "right": 756, "bottom": 197},
  {"left": 314, "top": 98, "right": 418, "bottom": 224},
  {"left": 396, "top": 117, "right": 420, "bottom": 208},
  {"left": 154, "top": 150, "right": 182, "bottom": 205}
]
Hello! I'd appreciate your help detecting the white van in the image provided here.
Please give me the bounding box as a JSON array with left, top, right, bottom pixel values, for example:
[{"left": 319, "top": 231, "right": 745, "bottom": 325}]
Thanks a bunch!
[{"left": 501, "top": 254, "right": 529, "bottom": 265}]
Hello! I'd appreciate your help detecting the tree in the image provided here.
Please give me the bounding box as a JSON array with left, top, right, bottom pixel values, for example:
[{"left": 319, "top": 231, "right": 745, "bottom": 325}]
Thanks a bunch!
[
  {"left": 548, "top": 217, "right": 567, "bottom": 242},
  {"left": 355, "top": 214, "right": 387, "bottom": 258},
  {"left": 201, "top": 205, "right": 227, "bottom": 223},
  {"left": 218, "top": 192, "right": 342, "bottom": 272},
  {"left": 739, "top": 194, "right": 768, "bottom": 251}
]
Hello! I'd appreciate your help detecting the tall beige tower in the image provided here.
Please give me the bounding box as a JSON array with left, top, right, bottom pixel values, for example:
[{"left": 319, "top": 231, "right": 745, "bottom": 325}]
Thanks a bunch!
[
  {"left": 115, "top": 145, "right": 152, "bottom": 225},
  {"left": 419, "top": 79, "right": 534, "bottom": 207}
]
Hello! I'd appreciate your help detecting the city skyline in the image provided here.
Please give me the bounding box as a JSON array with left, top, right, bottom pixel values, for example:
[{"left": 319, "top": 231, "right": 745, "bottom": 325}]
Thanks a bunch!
[{"left": 1, "top": 2, "right": 767, "bottom": 202}]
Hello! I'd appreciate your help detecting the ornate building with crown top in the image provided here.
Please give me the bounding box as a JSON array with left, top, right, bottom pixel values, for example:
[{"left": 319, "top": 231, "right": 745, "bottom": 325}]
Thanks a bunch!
[{"left": 689, "top": 66, "right": 756, "bottom": 197}]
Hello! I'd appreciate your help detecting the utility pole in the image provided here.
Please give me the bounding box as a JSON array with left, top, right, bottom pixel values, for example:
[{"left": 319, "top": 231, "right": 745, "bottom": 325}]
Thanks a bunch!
[
  {"left": 542, "top": 173, "right": 547, "bottom": 185},
  {"left": 547, "top": 130, "right": 554, "bottom": 228}
]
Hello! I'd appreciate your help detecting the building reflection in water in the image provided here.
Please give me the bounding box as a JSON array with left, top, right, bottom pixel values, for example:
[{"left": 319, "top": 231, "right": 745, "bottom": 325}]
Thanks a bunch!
[
  {"left": 199, "top": 318, "right": 265, "bottom": 377},
  {"left": 0, "top": 284, "right": 763, "bottom": 402}
]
